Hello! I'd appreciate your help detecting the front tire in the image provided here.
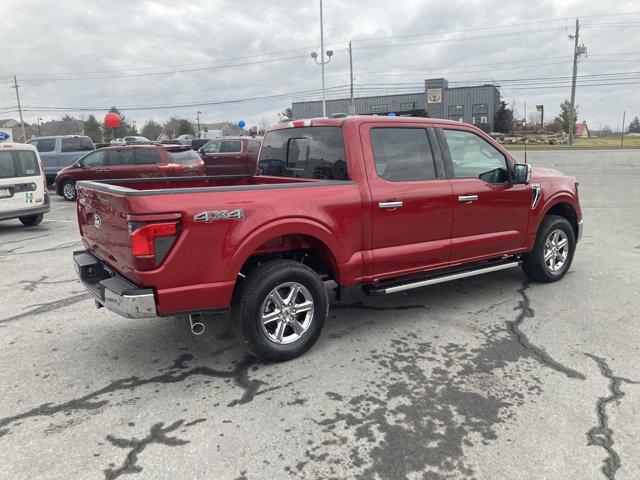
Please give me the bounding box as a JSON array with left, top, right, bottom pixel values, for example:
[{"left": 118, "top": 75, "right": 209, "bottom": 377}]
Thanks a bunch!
[
  {"left": 522, "top": 215, "right": 576, "bottom": 283},
  {"left": 19, "top": 214, "right": 44, "bottom": 227},
  {"left": 61, "top": 181, "right": 77, "bottom": 201},
  {"left": 232, "top": 260, "right": 328, "bottom": 362}
]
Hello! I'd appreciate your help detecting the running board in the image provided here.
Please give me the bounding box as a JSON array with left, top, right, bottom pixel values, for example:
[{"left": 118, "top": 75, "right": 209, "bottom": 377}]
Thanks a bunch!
[{"left": 368, "top": 261, "right": 521, "bottom": 295}]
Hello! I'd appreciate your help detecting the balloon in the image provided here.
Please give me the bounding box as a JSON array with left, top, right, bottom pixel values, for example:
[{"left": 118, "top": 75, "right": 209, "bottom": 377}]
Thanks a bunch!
[
  {"left": 238, "top": 120, "right": 246, "bottom": 128},
  {"left": 388, "top": 113, "right": 397, "bottom": 117},
  {"left": 105, "top": 112, "right": 121, "bottom": 128}
]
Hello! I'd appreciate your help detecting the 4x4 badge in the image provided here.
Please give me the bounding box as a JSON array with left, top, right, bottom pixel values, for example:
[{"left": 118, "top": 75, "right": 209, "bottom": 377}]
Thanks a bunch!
[{"left": 194, "top": 209, "right": 245, "bottom": 223}]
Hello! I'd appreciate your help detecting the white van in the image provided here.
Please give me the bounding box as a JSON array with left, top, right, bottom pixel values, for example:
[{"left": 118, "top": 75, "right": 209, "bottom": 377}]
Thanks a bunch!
[{"left": 0, "top": 143, "right": 50, "bottom": 226}]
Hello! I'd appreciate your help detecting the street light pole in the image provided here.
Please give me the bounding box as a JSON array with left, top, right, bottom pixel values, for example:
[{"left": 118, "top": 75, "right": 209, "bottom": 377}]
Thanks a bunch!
[
  {"left": 348, "top": 41, "right": 355, "bottom": 115},
  {"left": 197, "top": 111, "right": 202, "bottom": 137},
  {"left": 319, "top": 0, "right": 326, "bottom": 116},
  {"left": 310, "top": 1, "right": 332, "bottom": 117}
]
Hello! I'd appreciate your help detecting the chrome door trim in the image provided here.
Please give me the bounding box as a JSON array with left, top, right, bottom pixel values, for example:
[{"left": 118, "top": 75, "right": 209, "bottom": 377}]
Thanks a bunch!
[{"left": 458, "top": 195, "right": 478, "bottom": 203}]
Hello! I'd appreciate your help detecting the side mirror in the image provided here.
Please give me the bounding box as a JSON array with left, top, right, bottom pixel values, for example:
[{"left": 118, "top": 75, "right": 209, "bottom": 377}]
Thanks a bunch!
[
  {"left": 74, "top": 162, "right": 82, "bottom": 168},
  {"left": 513, "top": 163, "right": 532, "bottom": 184}
]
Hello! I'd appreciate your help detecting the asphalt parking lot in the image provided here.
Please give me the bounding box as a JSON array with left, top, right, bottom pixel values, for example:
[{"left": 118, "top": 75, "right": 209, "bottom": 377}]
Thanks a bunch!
[{"left": 1, "top": 148, "right": 639, "bottom": 480}]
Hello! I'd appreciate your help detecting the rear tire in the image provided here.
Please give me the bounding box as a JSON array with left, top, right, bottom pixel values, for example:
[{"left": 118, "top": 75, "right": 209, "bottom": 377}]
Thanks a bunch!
[
  {"left": 61, "top": 181, "right": 77, "bottom": 201},
  {"left": 19, "top": 214, "right": 44, "bottom": 227},
  {"left": 232, "top": 260, "right": 328, "bottom": 362},
  {"left": 522, "top": 215, "right": 575, "bottom": 283}
]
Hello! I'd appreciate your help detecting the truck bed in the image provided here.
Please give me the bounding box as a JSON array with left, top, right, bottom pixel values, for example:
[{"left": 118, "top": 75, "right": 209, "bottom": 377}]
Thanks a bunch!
[{"left": 76, "top": 174, "right": 324, "bottom": 196}]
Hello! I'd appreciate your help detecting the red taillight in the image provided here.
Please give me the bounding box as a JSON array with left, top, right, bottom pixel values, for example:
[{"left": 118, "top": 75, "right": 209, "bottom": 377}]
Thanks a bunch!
[{"left": 130, "top": 222, "right": 177, "bottom": 256}]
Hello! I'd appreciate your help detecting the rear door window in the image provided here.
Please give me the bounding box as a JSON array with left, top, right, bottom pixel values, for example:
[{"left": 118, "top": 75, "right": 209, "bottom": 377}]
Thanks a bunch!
[
  {"left": 167, "top": 149, "right": 201, "bottom": 164},
  {"left": 0, "top": 152, "right": 17, "bottom": 178},
  {"left": 370, "top": 128, "right": 436, "bottom": 182},
  {"left": 258, "top": 127, "right": 348, "bottom": 180},
  {"left": 221, "top": 140, "right": 242, "bottom": 153},
  {"left": 248, "top": 140, "right": 261, "bottom": 152},
  {"left": 0, "top": 151, "right": 40, "bottom": 178},
  {"left": 134, "top": 149, "right": 162, "bottom": 164},
  {"left": 16, "top": 151, "right": 40, "bottom": 176},
  {"left": 108, "top": 149, "right": 135, "bottom": 166}
]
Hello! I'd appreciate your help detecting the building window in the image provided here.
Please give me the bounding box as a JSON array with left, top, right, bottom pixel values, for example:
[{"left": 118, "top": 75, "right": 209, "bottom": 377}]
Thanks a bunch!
[
  {"left": 472, "top": 104, "right": 488, "bottom": 125},
  {"left": 448, "top": 105, "right": 464, "bottom": 122},
  {"left": 370, "top": 104, "right": 388, "bottom": 114},
  {"left": 400, "top": 102, "right": 418, "bottom": 111}
]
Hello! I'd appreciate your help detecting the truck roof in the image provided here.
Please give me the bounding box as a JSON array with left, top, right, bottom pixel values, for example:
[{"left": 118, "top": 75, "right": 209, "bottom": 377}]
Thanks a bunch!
[
  {"left": 269, "top": 115, "right": 476, "bottom": 132},
  {"left": 0, "top": 142, "right": 38, "bottom": 152}
]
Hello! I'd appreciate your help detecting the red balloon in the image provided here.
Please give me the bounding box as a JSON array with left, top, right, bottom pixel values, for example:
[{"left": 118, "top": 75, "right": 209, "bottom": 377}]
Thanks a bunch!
[{"left": 104, "top": 112, "right": 121, "bottom": 128}]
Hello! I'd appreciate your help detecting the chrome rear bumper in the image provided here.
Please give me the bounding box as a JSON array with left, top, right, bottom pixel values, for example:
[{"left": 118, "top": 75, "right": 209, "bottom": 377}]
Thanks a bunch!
[{"left": 73, "top": 250, "right": 157, "bottom": 319}]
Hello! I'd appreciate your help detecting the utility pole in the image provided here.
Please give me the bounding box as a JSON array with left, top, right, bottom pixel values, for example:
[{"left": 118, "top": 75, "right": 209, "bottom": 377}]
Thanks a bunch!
[
  {"left": 568, "top": 18, "right": 581, "bottom": 145},
  {"left": 621, "top": 110, "right": 626, "bottom": 147},
  {"left": 196, "top": 111, "right": 202, "bottom": 136},
  {"left": 348, "top": 41, "right": 355, "bottom": 115},
  {"left": 12, "top": 75, "right": 27, "bottom": 142}
]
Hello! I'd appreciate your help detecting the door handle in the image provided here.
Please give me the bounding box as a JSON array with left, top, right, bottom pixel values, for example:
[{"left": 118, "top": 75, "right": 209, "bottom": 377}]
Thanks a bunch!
[
  {"left": 378, "top": 201, "right": 403, "bottom": 209},
  {"left": 458, "top": 195, "right": 478, "bottom": 203}
]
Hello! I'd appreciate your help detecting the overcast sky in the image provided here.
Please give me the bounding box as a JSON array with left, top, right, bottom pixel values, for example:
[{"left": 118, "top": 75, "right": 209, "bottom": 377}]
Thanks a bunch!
[{"left": 1, "top": 0, "right": 639, "bottom": 131}]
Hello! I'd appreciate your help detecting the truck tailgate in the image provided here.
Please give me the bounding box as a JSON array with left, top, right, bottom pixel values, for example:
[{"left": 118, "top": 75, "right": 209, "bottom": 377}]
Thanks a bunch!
[{"left": 77, "top": 187, "right": 136, "bottom": 279}]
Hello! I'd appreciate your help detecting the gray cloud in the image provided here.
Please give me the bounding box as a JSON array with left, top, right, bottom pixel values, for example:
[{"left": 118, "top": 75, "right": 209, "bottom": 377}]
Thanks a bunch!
[{"left": 1, "top": 0, "right": 639, "bottom": 130}]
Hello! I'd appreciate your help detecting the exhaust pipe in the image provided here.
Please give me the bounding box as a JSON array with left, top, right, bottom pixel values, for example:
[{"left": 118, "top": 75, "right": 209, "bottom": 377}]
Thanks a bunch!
[{"left": 189, "top": 313, "right": 205, "bottom": 335}]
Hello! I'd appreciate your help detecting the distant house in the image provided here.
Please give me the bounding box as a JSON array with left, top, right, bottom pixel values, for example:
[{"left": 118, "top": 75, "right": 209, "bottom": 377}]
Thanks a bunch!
[
  {"left": 0, "top": 118, "right": 38, "bottom": 142},
  {"left": 574, "top": 121, "right": 589, "bottom": 138}
]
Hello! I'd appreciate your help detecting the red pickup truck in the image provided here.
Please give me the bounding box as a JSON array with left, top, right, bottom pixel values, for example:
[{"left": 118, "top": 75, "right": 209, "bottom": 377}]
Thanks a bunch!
[{"left": 73, "top": 116, "right": 582, "bottom": 361}]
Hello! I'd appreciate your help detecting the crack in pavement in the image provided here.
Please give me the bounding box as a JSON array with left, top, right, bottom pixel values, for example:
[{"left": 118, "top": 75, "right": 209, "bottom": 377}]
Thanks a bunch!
[
  {"left": 0, "top": 233, "right": 52, "bottom": 247},
  {"left": 507, "top": 282, "right": 585, "bottom": 380},
  {"left": 0, "top": 292, "right": 92, "bottom": 325},
  {"left": 6, "top": 275, "right": 79, "bottom": 292},
  {"left": 0, "top": 240, "right": 81, "bottom": 260},
  {"left": 0, "top": 354, "right": 264, "bottom": 437},
  {"left": 585, "top": 353, "right": 640, "bottom": 480},
  {"left": 103, "top": 420, "right": 193, "bottom": 479}
]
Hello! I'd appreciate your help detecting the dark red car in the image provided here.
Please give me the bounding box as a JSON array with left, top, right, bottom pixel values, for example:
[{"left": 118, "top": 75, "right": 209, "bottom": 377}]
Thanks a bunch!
[
  {"left": 198, "top": 136, "right": 262, "bottom": 176},
  {"left": 55, "top": 145, "right": 204, "bottom": 201}
]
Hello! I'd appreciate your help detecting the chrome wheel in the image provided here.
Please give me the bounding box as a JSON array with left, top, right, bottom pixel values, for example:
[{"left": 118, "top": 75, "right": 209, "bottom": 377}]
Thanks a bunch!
[
  {"left": 63, "top": 182, "right": 76, "bottom": 200},
  {"left": 543, "top": 229, "right": 569, "bottom": 273},
  {"left": 260, "top": 282, "right": 314, "bottom": 345}
]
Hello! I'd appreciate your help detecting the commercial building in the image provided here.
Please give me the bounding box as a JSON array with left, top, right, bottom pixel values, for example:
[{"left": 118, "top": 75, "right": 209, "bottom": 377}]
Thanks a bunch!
[{"left": 291, "top": 78, "right": 501, "bottom": 132}]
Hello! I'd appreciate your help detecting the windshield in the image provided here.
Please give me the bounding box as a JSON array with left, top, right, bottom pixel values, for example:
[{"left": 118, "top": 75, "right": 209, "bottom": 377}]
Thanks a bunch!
[
  {"left": 258, "top": 126, "right": 347, "bottom": 180},
  {"left": 167, "top": 149, "right": 201, "bottom": 164}
]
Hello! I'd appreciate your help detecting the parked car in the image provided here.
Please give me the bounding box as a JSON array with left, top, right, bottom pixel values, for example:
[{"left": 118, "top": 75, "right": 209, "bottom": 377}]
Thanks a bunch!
[
  {"left": 73, "top": 116, "right": 582, "bottom": 362},
  {"left": 123, "top": 136, "right": 152, "bottom": 145},
  {"left": 173, "top": 134, "right": 195, "bottom": 145},
  {"left": 198, "top": 136, "right": 262, "bottom": 175},
  {"left": 0, "top": 143, "right": 50, "bottom": 226},
  {"left": 55, "top": 145, "right": 204, "bottom": 201},
  {"left": 27, "top": 135, "right": 95, "bottom": 183}
]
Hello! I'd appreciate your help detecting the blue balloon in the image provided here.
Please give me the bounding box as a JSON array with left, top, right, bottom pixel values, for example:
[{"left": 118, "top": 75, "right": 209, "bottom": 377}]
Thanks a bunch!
[
  {"left": 388, "top": 113, "right": 396, "bottom": 117},
  {"left": 238, "top": 120, "right": 246, "bottom": 128}
]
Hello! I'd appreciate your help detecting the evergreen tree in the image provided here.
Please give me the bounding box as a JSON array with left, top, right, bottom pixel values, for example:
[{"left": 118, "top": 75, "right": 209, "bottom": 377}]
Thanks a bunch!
[
  {"left": 493, "top": 101, "right": 513, "bottom": 133},
  {"left": 100, "top": 107, "right": 136, "bottom": 141},
  {"left": 83, "top": 114, "right": 102, "bottom": 142},
  {"left": 627, "top": 116, "right": 640, "bottom": 134},
  {"left": 557, "top": 100, "right": 578, "bottom": 134},
  {"left": 141, "top": 119, "right": 163, "bottom": 140}
]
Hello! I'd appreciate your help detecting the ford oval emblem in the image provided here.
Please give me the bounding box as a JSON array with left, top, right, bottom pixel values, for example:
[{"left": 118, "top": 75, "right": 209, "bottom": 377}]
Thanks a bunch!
[
  {"left": 0, "top": 131, "right": 10, "bottom": 141},
  {"left": 93, "top": 214, "right": 102, "bottom": 229}
]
